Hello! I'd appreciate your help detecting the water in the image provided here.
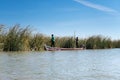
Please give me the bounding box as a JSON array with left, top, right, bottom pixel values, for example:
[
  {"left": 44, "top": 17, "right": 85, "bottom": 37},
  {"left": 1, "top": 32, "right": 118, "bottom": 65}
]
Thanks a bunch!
[{"left": 0, "top": 49, "right": 120, "bottom": 80}]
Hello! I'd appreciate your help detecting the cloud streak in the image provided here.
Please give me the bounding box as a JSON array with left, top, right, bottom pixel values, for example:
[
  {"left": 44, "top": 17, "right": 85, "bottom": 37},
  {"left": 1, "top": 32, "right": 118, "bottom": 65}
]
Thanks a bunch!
[{"left": 74, "top": 0, "right": 118, "bottom": 14}]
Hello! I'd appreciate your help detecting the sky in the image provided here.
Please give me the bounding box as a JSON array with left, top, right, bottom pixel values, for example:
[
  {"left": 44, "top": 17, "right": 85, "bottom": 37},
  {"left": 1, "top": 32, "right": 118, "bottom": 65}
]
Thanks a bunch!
[{"left": 0, "top": 0, "right": 120, "bottom": 39}]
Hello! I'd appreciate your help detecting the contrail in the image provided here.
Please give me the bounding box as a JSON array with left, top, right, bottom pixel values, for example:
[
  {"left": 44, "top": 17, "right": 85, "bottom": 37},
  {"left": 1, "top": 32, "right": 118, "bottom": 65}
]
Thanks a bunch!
[{"left": 74, "top": 0, "right": 117, "bottom": 13}]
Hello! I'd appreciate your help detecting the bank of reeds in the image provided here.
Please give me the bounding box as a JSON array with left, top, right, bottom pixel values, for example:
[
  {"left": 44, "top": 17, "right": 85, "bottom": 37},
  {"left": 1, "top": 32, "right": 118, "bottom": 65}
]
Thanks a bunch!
[
  {"left": 0, "top": 24, "right": 120, "bottom": 51},
  {"left": 55, "top": 37, "right": 75, "bottom": 48},
  {"left": 30, "top": 33, "right": 46, "bottom": 51},
  {"left": 3, "top": 25, "right": 31, "bottom": 51},
  {"left": 86, "top": 36, "right": 112, "bottom": 49}
]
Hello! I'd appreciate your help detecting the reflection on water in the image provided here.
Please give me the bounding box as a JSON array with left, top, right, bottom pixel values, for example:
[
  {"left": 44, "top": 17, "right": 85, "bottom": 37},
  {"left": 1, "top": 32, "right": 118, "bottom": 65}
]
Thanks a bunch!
[{"left": 0, "top": 49, "right": 120, "bottom": 80}]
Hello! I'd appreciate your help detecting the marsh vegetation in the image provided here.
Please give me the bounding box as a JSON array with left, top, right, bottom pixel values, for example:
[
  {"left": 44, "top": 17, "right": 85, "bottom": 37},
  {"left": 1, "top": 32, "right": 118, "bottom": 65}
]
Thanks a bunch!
[{"left": 0, "top": 24, "right": 120, "bottom": 51}]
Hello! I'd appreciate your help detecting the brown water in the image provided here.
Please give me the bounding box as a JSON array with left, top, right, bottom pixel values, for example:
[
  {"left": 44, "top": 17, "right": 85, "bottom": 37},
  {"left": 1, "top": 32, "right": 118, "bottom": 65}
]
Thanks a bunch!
[{"left": 0, "top": 49, "right": 120, "bottom": 80}]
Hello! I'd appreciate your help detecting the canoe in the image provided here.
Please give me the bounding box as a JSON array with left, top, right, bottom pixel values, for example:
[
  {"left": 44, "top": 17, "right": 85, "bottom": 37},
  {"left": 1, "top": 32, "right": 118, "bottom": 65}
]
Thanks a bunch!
[
  {"left": 60, "top": 48, "right": 84, "bottom": 50},
  {"left": 44, "top": 45, "right": 60, "bottom": 51},
  {"left": 44, "top": 45, "right": 85, "bottom": 51}
]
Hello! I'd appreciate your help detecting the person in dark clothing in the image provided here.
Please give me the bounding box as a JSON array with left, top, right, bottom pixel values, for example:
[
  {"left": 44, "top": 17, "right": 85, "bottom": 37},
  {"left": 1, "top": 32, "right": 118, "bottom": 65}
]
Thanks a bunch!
[
  {"left": 76, "top": 37, "right": 79, "bottom": 48},
  {"left": 51, "top": 34, "right": 55, "bottom": 47}
]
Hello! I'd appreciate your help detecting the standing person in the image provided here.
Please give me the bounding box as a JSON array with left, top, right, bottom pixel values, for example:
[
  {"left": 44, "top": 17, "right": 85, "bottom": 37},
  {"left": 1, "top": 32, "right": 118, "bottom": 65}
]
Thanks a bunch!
[
  {"left": 51, "top": 34, "right": 55, "bottom": 47},
  {"left": 76, "top": 37, "right": 79, "bottom": 48}
]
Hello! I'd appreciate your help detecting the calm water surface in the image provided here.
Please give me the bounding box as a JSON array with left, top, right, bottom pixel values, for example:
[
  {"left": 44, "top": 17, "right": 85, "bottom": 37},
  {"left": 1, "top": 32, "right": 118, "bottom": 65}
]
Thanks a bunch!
[{"left": 0, "top": 49, "right": 120, "bottom": 80}]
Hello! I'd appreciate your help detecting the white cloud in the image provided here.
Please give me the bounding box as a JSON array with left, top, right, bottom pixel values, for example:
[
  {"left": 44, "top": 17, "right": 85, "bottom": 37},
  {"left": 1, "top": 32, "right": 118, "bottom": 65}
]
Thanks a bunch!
[{"left": 74, "top": 0, "right": 118, "bottom": 14}]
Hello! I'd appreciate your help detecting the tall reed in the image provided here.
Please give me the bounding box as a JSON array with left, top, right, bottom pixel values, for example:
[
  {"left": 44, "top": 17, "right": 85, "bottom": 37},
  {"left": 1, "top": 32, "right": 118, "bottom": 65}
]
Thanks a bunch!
[
  {"left": 1, "top": 24, "right": 120, "bottom": 51},
  {"left": 86, "top": 35, "right": 112, "bottom": 49},
  {"left": 30, "top": 33, "right": 45, "bottom": 51},
  {"left": 55, "top": 37, "right": 75, "bottom": 48},
  {"left": 3, "top": 25, "right": 31, "bottom": 51}
]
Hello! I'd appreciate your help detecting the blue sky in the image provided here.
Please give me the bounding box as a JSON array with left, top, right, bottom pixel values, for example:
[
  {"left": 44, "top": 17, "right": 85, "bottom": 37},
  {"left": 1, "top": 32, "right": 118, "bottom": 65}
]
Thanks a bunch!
[{"left": 0, "top": 0, "right": 120, "bottom": 39}]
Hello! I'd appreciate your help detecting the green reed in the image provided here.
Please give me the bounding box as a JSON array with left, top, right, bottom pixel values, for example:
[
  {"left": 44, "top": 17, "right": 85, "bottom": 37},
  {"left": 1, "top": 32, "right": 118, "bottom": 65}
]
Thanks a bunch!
[{"left": 0, "top": 24, "right": 120, "bottom": 51}]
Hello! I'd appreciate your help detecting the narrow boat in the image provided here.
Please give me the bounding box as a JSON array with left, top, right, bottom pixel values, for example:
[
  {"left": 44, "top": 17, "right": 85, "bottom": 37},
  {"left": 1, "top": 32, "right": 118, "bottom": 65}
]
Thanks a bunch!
[
  {"left": 44, "top": 45, "right": 85, "bottom": 51},
  {"left": 44, "top": 45, "right": 61, "bottom": 51}
]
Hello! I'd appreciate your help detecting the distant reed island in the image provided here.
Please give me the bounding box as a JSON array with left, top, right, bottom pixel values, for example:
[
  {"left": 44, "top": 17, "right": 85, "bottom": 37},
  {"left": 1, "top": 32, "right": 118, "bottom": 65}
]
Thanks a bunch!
[{"left": 0, "top": 24, "right": 120, "bottom": 51}]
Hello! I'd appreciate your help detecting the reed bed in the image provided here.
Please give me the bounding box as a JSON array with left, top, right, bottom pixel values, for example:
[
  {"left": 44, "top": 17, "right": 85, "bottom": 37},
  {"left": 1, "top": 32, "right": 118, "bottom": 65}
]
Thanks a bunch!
[{"left": 0, "top": 24, "right": 120, "bottom": 51}]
